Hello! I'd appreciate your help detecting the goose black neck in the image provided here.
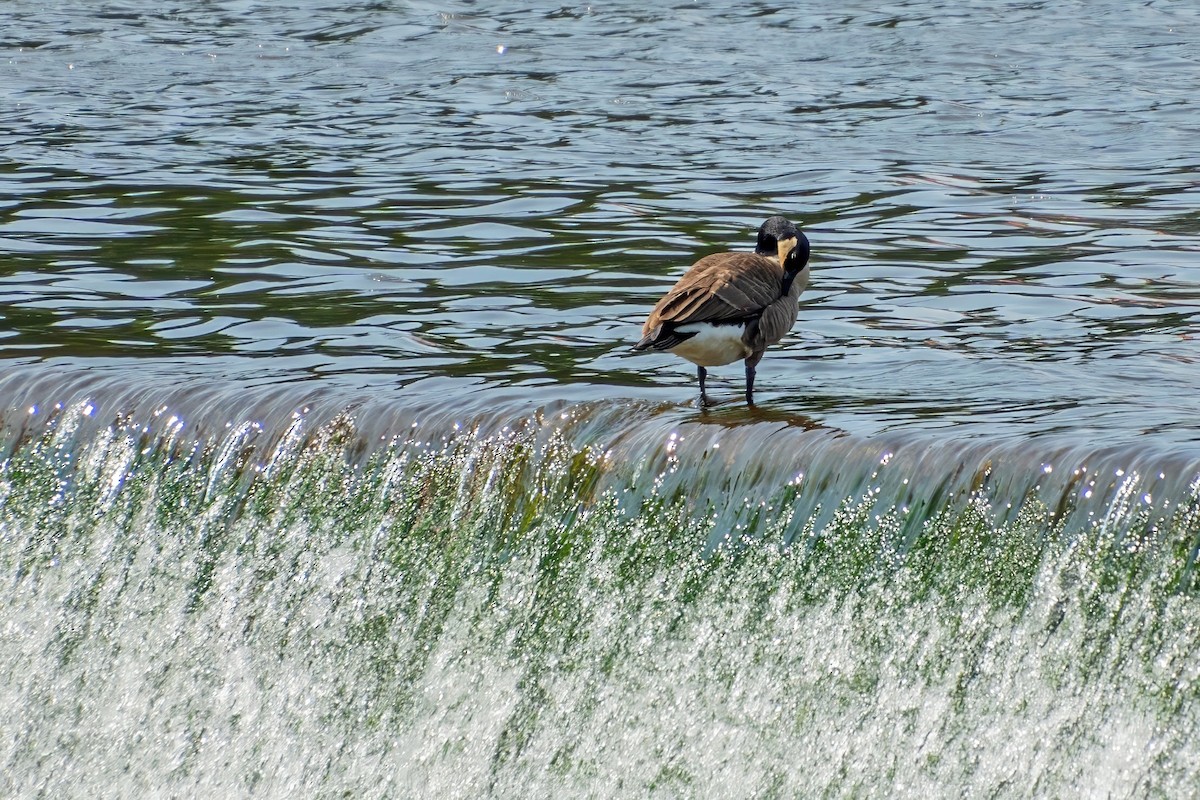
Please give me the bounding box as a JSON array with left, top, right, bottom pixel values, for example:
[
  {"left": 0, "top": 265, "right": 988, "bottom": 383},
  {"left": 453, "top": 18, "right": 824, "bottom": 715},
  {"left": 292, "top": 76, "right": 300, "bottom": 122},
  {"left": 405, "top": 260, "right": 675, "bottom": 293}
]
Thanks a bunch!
[{"left": 781, "top": 270, "right": 802, "bottom": 296}]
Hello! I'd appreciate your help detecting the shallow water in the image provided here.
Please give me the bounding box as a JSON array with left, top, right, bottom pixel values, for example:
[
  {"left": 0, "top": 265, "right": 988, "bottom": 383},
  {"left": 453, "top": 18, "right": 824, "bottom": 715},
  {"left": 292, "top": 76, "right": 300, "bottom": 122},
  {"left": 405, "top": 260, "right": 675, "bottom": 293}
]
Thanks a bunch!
[{"left": 2, "top": 1, "right": 1200, "bottom": 796}]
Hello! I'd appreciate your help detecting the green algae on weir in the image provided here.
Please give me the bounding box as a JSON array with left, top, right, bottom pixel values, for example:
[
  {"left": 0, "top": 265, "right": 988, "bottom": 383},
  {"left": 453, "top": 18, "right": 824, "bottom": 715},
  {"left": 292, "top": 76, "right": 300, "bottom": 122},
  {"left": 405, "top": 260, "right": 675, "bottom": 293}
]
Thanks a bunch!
[{"left": 1, "top": 392, "right": 1198, "bottom": 796}]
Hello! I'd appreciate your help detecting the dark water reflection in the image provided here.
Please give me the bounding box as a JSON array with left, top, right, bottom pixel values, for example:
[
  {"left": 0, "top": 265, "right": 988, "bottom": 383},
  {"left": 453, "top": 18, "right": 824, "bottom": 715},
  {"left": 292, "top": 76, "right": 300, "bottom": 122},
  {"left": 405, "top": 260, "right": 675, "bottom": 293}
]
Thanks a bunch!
[{"left": 2, "top": 0, "right": 1199, "bottom": 451}]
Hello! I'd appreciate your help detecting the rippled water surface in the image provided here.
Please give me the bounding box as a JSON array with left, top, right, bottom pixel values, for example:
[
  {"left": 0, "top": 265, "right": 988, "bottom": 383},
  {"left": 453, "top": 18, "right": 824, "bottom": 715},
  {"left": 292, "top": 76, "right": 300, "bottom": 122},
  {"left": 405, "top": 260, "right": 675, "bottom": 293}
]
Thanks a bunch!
[
  {"left": 3, "top": 1, "right": 1200, "bottom": 797},
  {"left": 3, "top": 0, "right": 1198, "bottom": 447}
]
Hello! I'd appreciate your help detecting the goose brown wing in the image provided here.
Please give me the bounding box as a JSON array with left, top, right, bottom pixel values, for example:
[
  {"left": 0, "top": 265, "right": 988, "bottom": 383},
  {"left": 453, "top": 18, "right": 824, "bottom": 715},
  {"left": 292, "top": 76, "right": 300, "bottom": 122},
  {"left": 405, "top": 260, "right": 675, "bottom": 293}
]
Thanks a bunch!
[{"left": 643, "top": 252, "right": 783, "bottom": 333}]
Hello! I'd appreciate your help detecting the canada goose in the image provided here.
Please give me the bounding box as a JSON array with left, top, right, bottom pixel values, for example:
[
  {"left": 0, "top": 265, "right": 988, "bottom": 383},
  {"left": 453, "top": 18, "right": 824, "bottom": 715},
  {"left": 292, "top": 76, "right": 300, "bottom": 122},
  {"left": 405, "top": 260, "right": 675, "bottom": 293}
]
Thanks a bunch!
[{"left": 633, "top": 216, "right": 811, "bottom": 406}]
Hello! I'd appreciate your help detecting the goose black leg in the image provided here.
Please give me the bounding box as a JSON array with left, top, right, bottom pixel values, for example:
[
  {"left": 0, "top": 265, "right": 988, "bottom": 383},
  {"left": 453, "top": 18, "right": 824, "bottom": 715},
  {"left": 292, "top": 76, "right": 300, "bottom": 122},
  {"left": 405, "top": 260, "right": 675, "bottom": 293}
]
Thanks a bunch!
[
  {"left": 697, "top": 365, "right": 709, "bottom": 406},
  {"left": 744, "top": 352, "right": 764, "bottom": 406}
]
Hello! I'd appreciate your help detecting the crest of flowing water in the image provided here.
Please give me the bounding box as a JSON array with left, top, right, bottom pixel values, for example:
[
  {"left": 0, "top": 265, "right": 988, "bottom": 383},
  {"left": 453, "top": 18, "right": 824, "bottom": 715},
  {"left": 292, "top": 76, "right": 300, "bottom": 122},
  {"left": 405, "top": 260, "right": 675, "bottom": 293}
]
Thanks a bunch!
[{"left": 2, "top": 1, "right": 1200, "bottom": 796}]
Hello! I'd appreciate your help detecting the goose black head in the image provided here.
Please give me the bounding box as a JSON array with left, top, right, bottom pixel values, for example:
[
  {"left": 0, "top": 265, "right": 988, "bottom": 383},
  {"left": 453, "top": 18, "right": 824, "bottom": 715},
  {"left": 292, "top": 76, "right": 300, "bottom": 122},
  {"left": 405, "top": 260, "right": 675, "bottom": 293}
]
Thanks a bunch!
[
  {"left": 755, "top": 215, "right": 802, "bottom": 264},
  {"left": 784, "top": 231, "right": 811, "bottom": 274}
]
